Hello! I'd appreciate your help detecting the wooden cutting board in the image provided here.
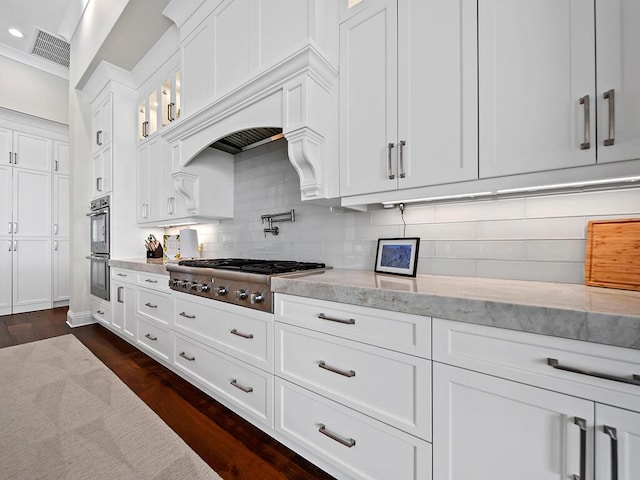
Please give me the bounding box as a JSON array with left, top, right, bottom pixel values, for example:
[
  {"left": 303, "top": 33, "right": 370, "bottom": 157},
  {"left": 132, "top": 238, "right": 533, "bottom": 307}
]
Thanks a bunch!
[{"left": 585, "top": 218, "right": 640, "bottom": 291}]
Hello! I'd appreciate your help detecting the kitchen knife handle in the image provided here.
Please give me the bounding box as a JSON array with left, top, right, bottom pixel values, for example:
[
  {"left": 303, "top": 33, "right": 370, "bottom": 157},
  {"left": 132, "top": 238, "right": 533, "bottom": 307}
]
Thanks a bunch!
[
  {"left": 387, "top": 142, "right": 395, "bottom": 180},
  {"left": 579, "top": 95, "right": 591, "bottom": 150},
  {"left": 604, "top": 89, "right": 615, "bottom": 146}
]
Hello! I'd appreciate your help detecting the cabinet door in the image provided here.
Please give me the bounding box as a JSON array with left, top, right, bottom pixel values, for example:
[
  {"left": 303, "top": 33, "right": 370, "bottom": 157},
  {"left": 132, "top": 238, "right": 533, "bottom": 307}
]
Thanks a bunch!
[
  {"left": 53, "top": 175, "right": 69, "bottom": 237},
  {"left": 596, "top": 404, "right": 640, "bottom": 480},
  {"left": 12, "top": 238, "right": 52, "bottom": 313},
  {"left": 92, "top": 93, "right": 112, "bottom": 153},
  {"left": 53, "top": 141, "right": 69, "bottom": 175},
  {"left": 136, "top": 139, "right": 163, "bottom": 223},
  {"left": 0, "top": 239, "right": 11, "bottom": 316},
  {"left": 136, "top": 143, "right": 151, "bottom": 222},
  {"left": 478, "top": 0, "right": 596, "bottom": 178},
  {"left": 162, "top": 151, "right": 187, "bottom": 220},
  {"left": 111, "top": 281, "right": 136, "bottom": 339},
  {"left": 0, "top": 165, "right": 11, "bottom": 235},
  {"left": 92, "top": 145, "right": 112, "bottom": 197},
  {"left": 397, "top": 0, "right": 477, "bottom": 189},
  {"left": 339, "top": 0, "right": 398, "bottom": 196},
  {"left": 13, "top": 169, "right": 51, "bottom": 237},
  {"left": 13, "top": 131, "right": 51, "bottom": 172},
  {"left": 433, "top": 363, "right": 594, "bottom": 480},
  {"left": 596, "top": 0, "right": 640, "bottom": 163},
  {"left": 52, "top": 238, "right": 69, "bottom": 302},
  {"left": 0, "top": 127, "right": 12, "bottom": 166}
]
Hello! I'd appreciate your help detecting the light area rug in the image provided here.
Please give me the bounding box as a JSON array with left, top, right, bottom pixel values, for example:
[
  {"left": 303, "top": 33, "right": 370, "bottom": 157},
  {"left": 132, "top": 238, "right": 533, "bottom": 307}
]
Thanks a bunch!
[{"left": 0, "top": 335, "right": 223, "bottom": 480}]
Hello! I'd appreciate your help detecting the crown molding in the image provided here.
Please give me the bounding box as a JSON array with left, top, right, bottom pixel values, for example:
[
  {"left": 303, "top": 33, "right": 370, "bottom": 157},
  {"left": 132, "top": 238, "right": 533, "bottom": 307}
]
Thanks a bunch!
[{"left": 0, "top": 43, "right": 69, "bottom": 80}]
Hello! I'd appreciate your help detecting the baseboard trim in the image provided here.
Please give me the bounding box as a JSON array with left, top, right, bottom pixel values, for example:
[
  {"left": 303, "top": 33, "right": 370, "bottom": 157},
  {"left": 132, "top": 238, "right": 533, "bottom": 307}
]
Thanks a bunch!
[{"left": 66, "top": 310, "right": 95, "bottom": 328}]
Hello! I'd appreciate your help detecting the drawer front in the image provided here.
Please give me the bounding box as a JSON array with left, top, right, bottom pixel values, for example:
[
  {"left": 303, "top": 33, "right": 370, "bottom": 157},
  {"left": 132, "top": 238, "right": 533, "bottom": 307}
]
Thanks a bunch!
[
  {"left": 174, "top": 333, "right": 273, "bottom": 428},
  {"left": 137, "top": 287, "right": 171, "bottom": 326},
  {"left": 276, "top": 323, "right": 431, "bottom": 440},
  {"left": 174, "top": 293, "right": 273, "bottom": 372},
  {"left": 275, "top": 378, "right": 432, "bottom": 480},
  {"left": 136, "top": 272, "right": 170, "bottom": 292},
  {"left": 111, "top": 268, "right": 134, "bottom": 283},
  {"left": 275, "top": 293, "right": 431, "bottom": 358},
  {"left": 433, "top": 318, "right": 640, "bottom": 412},
  {"left": 92, "top": 299, "right": 111, "bottom": 326},
  {"left": 137, "top": 316, "right": 172, "bottom": 362}
]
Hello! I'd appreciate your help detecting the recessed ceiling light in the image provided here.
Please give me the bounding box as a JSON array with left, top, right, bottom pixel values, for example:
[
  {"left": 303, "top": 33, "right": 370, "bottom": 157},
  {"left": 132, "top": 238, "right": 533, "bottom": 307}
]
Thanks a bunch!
[{"left": 9, "top": 28, "right": 25, "bottom": 39}]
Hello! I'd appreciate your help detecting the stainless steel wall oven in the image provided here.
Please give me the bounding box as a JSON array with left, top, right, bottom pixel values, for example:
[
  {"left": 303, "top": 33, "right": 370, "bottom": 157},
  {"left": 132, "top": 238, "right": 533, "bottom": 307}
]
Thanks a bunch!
[{"left": 87, "top": 195, "right": 110, "bottom": 301}]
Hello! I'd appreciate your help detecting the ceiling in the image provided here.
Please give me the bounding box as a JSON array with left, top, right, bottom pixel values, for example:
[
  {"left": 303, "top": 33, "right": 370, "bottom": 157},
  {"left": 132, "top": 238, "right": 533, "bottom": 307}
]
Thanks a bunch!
[{"left": 0, "top": 0, "right": 173, "bottom": 80}]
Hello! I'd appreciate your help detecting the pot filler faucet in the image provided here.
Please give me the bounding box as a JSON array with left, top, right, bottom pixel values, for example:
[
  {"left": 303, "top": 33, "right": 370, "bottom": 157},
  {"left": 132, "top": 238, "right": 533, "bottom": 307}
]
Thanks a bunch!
[{"left": 261, "top": 209, "right": 295, "bottom": 237}]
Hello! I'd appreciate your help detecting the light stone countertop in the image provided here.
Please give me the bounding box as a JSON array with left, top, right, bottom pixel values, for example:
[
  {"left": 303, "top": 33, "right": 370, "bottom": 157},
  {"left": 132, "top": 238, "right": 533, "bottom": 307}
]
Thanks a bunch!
[
  {"left": 271, "top": 269, "right": 640, "bottom": 350},
  {"left": 109, "top": 258, "right": 172, "bottom": 275}
]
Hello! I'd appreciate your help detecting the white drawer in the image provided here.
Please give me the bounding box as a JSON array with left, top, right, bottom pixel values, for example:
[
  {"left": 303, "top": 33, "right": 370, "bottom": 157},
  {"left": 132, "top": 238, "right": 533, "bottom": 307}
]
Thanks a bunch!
[
  {"left": 136, "top": 271, "right": 170, "bottom": 291},
  {"left": 275, "top": 293, "right": 431, "bottom": 358},
  {"left": 111, "top": 268, "right": 134, "bottom": 283},
  {"left": 433, "top": 318, "right": 640, "bottom": 412},
  {"left": 173, "top": 333, "right": 273, "bottom": 429},
  {"left": 137, "top": 287, "right": 171, "bottom": 326},
  {"left": 91, "top": 298, "right": 111, "bottom": 326},
  {"left": 275, "top": 378, "right": 432, "bottom": 480},
  {"left": 137, "top": 316, "right": 173, "bottom": 362},
  {"left": 276, "top": 323, "right": 431, "bottom": 440},
  {"left": 174, "top": 292, "right": 274, "bottom": 372}
]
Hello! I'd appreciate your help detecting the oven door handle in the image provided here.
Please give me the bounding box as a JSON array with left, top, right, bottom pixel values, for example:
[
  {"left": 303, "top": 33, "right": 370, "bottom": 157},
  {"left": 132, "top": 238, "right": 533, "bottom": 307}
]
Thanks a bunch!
[
  {"left": 86, "top": 209, "right": 109, "bottom": 217},
  {"left": 86, "top": 255, "right": 109, "bottom": 262}
]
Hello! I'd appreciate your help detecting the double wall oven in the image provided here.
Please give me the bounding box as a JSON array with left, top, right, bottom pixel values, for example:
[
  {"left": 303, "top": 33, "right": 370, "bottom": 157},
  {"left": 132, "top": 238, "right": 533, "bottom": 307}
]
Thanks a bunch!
[{"left": 87, "top": 195, "right": 110, "bottom": 300}]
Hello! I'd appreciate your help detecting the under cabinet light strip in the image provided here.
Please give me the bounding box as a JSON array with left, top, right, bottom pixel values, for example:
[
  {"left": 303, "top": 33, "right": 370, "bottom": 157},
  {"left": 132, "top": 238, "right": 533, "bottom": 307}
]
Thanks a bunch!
[{"left": 381, "top": 191, "right": 493, "bottom": 206}]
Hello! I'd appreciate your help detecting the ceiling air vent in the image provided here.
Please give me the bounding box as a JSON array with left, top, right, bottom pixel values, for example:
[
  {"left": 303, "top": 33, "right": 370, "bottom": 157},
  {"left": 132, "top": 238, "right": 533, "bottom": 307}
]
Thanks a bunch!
[{"left": 31, "top": 29, "right": 70, "bottom": 68}]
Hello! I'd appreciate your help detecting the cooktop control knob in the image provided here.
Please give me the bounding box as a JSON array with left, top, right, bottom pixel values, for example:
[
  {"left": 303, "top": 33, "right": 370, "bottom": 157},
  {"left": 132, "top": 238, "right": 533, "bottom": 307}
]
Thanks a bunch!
[
  {"left": 235, "top": 289, "right": 248, "bottom": 300},
  {"left": 198, "top": 283, "right": 211, "bottom": 293},
  {"left": 250, "top": 292, "right": 265, "bottom": 304},
  {"left": 180, "top": 280, "right": 189, "bottom": 288},
  {"left": 189, "top": 282, "right": 198, "bottom": 290},
  {"left": 215, "top": 286, "right": 228, "bottom": 297}
]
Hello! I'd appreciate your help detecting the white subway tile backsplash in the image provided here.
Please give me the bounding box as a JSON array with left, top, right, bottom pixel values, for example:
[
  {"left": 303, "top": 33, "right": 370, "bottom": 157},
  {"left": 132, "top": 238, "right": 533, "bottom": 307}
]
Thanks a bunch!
[{"left": 171, "top": 140, "right": 636, "bottom": 285}]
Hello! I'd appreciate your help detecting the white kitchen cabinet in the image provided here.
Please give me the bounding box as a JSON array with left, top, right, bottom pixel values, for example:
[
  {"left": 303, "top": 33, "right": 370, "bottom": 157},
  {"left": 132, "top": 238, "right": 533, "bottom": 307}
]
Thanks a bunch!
[
  {"left": 0, "top": 239, "right": 11, "bottom": 316},
  {"left": 339, "top": 0, "right": 477, "bottom": 197},
  {"left": 136, "top": 139, "right": 162, "bottom": 223},
  {"left": 12, "top": 238, "right": 52, "bottom": 314},
  {"left": 91, "top": 144, "right": 112, "bottom": 198},
  {"left": 595, "top": 0, "right": 640, "bottom": 164},
  {"left": 595, "top": 404, "right": 640, "bottom": 480},
  {"left": 2, "top": 127, "right": 51, "bottom": 172},
  {"left": 111, "top": 279, "right": 136, "bottom": 340},
  {"left": 91, "top": 91, "right": 112, "bottom": 155},
  {"left": 52, "top": 238, "right": 69, "bottom": 303},
  {"left": 53, "top": 140, "right": 69, "bottom": 175},
  {"left": 433, "top": 363, "right": 594, "bottom": 480},
  {"left": 13, "top": 169, "right": 51, "bottom": 237},
  {"left": 137, "top": 90, "right": 158, "bottom": 141},
  {"left": 0, "top": 164, "right": 10, "bottom": 237},
  {"left": 160, "top": 70, "right": 181, "bottom": 128},
  {"left": 52, "top": 174, "right": 69, "bottom": 237}
]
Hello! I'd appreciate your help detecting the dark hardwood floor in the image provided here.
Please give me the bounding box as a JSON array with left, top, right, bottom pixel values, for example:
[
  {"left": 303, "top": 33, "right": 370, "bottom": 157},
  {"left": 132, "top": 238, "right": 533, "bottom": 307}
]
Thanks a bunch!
[{"left": 0, "top": 307, "right": 336, "bottom": 480}]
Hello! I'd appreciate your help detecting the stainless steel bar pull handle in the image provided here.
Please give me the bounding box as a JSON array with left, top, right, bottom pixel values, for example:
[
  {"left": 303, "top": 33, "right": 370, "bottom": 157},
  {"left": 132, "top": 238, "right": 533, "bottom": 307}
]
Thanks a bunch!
[
  {"left": 230, "top": 329, "right": 254, "bottom": 339},
  {"left": 387, "top": 142, "right": 395, "bottom": 179},
  {"left": 54, "top": 241, "right": 58, "bottom": 251},
  {"left": 96, "top": 177, "right": 103, "bottom": 192},
  {"left": 179, "top": 312, "right": 196, "bottom": 319},
  {"left": 144, "top": 302, "right": 158, "bottom": 309},
  {"left": 117, "top": 286, "right": 124, "bottom": 303},
  {"left": 604, "top": 89, "right": 615, "bottom": 146},
  {"left": 8, "top": 240, "right": 11, "bottom": 252},
  {"left": 54, "top": 224, "right": 59, "bottom": 235},
  {"left": 54, "top": 160, "right": 59, "bottom": 172},
  {"left": 144, "top": 333, "right": 158, "bottom": 341},
  {"left": 398, "top": 140, "right": 406, "bottom": 178},
  {"left": 230, "top": 379, "right": 253, "bottom": 393},
  {"left": 318, "top": 313, "right": 355, "bottom": 325},
  {"left": 579, "top": 95, "right": 591, "bottom": 150},
  {"left": 13, "top": 222, "right": 17, "bottom": 234},
  {"left": 8, "top": 222, "right": 11, "bottom": 234},
  {"left": 179, "top": 352, "right": 195, "bottom": 361},
  {"left": 573, "top": 417, "right": 587, "bottom": 480},
  {"left": 318, "top": 360, "right": 356, "bottom": 378},
  {"left": 96, "top": 130, "right": 103, "bottom": 146},
  {"left": 318, "top": 424, "right": 356, "bottom": 448},
  {"left": 547, "top": 358, "right": 640, "bottom": 386},
  {"left": 13, "top": 153, "right": 17, "bottom": 164},
  {"left": 145, "top": 278, "right": 158, "bottom": 284},
  {"left": 603, "top": 425, "right": 618, "bottom": 480},
  {"left": 13, "top": 240, "right": 17, "bottom": 251}
]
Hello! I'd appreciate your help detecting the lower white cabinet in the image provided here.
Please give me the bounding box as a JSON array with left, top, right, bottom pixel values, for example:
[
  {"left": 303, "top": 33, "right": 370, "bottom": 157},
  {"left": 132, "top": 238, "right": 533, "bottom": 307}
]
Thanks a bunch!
[
  {"left": 52, "top": 238, "right": 70, "bottom": 302},
  {"left": 137, "top": 315, "right": 172, "bottom": 362},
  {"left": 0, "top": 240, "right": 12, "bottom": 316},
  {"left": 595, "top": 404, "right": 640, "bottom": 480},
  {"left": 275, "top": 377, "right": 431, "bottom": 480},
  {"left": 91, "top": 296, "right": 112, "bottom": 327},
  {"left": 111, "top": 279, "right": 136, "bottom": 340},
  {"left": 12, "top": 238, "right": 52, "bottom": 314}
]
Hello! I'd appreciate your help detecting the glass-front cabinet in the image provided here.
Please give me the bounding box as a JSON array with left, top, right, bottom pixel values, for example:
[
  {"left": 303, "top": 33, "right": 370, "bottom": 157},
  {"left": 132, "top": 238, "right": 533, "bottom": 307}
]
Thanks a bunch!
[
  {"left": 137, "top": 69, "right": 180, "bottom": 142},
  {"left": 161, "top": 70, "right": 181, "bottom": 127}
]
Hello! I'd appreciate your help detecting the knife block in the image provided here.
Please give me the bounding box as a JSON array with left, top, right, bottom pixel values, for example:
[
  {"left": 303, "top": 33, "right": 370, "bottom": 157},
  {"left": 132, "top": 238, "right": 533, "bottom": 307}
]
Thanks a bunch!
[{"left": 147, "top": 244, "right": 164, "bottom": 258}]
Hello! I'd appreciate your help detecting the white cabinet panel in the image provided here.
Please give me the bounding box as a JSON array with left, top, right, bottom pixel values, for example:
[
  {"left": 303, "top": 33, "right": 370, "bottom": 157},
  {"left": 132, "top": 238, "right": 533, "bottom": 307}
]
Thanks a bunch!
[
  {"left": 91, "top": 92, "right": 112, "bottom": 154},
  {"left": 52, "top": 238, "right": 69, "bottom": 302},
  {"left": 0, "top": 127, "right": 11, "bottom": 167},
  {"left": 0, "top": 239, "right": 11, "bottom": 316},
  {"left": 0, "top": 165, "right": 11, "bottom": 234},
  {"left": 478, "top": 0, "right": 596, "bottom": 177},
  {"left": 13, "top": 131, "right": 51, "bottom": 172},
  {"left": 137, "top": 316, "right": 172, "bottom": 362},
  {"left": 596, "top": 0, "right": 640, "bottom": 163},
  {"left": 13, "top": 169, "right": 51, "bottom": 237},
  {"left": 258, "top": 0, "right": 309, "bottom": 69},
  {"left": 596, "top": 404, "right": 640, "bottom": 480},
  {"left": 53, "top": 175, "right": 69, "bottom": 237},
  {"left": 433, "top": 362, "right": 594, "bottom": 480},
  {"left": 92, "top": 144, "right": 112, "bottom": 198},
  {"left": 213, "top": 0, "right": 251, "bottom": 96},
  {"left": 12, "top": 238, "right": 52, "bottom": 313},
  {"left": 53, "top": 141, "right": 69, "bottom": 175}
]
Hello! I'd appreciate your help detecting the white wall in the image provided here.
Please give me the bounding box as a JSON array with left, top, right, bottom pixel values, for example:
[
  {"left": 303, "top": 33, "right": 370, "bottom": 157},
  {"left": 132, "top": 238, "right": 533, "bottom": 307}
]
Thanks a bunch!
[
  {"left": 168, "top": 140, "right": 640, "bottom": 285},
  {"left": 0, "top": 56, "right": 69, "bottom": 125}
]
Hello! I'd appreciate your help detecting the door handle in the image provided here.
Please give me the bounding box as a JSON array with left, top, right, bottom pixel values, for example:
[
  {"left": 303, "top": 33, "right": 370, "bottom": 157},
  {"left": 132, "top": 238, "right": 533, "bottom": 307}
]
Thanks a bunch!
[
  {"left": 603, "top": 425, "right": 618, "bottom": 480},
  {"left": 54, "top": 240, "right": 58, "bottom": 251},
  {"left": 573, "top": 417, "right": 587, "bottom": 480},
  {"left": 387, "top": 142, "right": 395, "bottom": 180},
  {"left": 7, "top": 222, "right": 11, "bottom": 234},
  {"left": 579, "top": 95, "right": 591, "bottom": 150},
  {"left": 398, "top": 140, "right": 406, "bottom": 178},
  {"left": 603, "top": 89, "right": 615, "bottom": 146},
  {"left": 96, "top": 130, "right": 103, "bottom": 146},
  {"left": 13, "top": 222, "right": 17, "bottom": 234}
]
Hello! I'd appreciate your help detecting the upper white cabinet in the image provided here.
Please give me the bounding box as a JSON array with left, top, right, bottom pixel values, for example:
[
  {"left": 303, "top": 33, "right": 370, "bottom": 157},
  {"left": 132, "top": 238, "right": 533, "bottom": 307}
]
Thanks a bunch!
[
  {"left": 595, "top": 0, "right": 640, "bottom": 164},
  {"left": 91, "top": 91, "right": 112, "bottom": 155},
  {"left": 479, "top": 0, "right": 640, "bottom": 178},
  {"left": 53, "top": 140, "right": 69, "bottom": 175},
  {"left": 160, "top": 70, "right": 181, "bottom": 128},
  {"left": 1, "top": 127, "right": 51, "bottom": 172},
  {"left": 137, "top": 91, "right": 158, "bottom": 141},
  {"left": 339, "top": 0, "right": 478, "bottom": 197},
  {"left": 137, "top": 69, "right": 181, "bottom": 142}
]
